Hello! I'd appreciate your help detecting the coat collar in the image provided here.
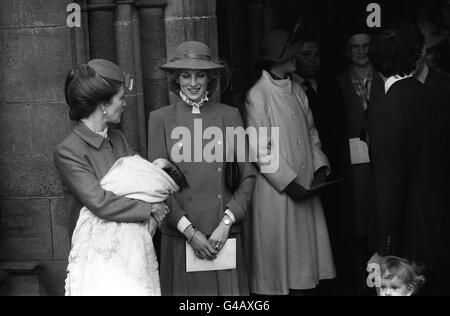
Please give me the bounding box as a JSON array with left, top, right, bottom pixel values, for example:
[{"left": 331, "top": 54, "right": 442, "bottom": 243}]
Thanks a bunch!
[
  {"left": 73, "top": 122, "right": 106, "bottom": 149},
  {"left": 174, "top": 98, "right": 218, "bottom": 117},
  {"left": 262, "top": 70, "right": 292, "bottom": 90}
]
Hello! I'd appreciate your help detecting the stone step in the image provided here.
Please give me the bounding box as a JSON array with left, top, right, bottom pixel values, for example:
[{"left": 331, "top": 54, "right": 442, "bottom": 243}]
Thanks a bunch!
[
  {"left": 0, "top": 262, "right": 47, "bottom": 296},
  {"left": 0, "top": 269, "right": 7, "bottom": 286}
]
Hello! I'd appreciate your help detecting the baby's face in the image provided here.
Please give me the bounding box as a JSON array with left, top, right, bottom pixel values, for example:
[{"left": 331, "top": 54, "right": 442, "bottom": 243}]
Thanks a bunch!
[{"left": 379, "top": 276, "right": 412, "bottom": 296}]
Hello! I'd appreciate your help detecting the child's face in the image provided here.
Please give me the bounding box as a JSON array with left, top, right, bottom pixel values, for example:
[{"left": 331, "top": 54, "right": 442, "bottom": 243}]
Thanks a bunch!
[{"left": 379, "top": 276, "right": 413, "bottom": 296}]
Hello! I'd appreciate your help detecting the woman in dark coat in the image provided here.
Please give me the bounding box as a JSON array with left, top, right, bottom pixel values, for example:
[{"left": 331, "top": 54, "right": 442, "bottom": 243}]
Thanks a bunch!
[{"left": 148, "top": 41, "right": 256, "bottom": 296}]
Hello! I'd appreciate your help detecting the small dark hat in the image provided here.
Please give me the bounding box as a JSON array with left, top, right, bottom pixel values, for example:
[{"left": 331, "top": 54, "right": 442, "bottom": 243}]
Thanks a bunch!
[{"left": 87, "top": 59, "right": 134, "bottom": 91}]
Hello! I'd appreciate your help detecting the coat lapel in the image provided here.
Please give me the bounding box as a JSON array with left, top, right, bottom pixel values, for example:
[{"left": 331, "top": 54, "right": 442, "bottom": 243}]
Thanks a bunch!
[{"left": 166, "top": 100, "right": 224, "bottom": 164}]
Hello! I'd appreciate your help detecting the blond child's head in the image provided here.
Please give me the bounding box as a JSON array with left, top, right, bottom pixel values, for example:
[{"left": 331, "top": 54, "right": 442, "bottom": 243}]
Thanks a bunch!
[{"left": 379, "top": 256, "right": 425, "bottom": 296}]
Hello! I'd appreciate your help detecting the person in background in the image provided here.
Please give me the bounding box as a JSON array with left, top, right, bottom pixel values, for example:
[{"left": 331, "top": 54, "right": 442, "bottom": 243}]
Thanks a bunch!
[
  {"left": 417, "top": 21, "right": 449, "bottom": 74},
  {"left": 245, "top": 29, "right": 335, "bottom": 296},
  {"left": 292, "top": 35, "right": 350, "bottom": 294},
  {"left": 377, "top": 256, "right": 426, "bottom": 297},
  {"left": 436, "top": 0, "right": 450, "bottom": 73},
  {"left": 293, "top": 36, "right": 348, "bottom": 180},
  {"left": 369, "top": 23, "right": 450, "bottom": 296},
  {"left": 337, "top": 28, "right": 384, "bottom": 295}
]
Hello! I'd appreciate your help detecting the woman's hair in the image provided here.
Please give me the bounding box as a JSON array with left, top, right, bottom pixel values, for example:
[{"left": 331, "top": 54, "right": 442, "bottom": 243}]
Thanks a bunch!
[
  {"left": 370, "top": 22, "right": 425, "bottom": 78},
  {"left": 64, "top": 64, "right": 123, "bottom": 121},
  {"left": 166, "top": 69, "right": 221, "bottom": 96},
  {"left": 380, "top": 256, "right": 426, "bottom": 294}
]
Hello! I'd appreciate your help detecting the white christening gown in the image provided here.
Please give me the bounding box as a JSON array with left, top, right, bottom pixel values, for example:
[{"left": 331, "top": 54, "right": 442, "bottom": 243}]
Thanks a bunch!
[{"left": 65, "top": 155, "right": 179, "bottom": 296}]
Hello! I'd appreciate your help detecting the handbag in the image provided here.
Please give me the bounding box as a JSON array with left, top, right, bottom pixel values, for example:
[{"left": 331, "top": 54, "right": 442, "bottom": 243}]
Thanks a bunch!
[{"left": 225, "top": 160, "right": 240, "bottom": 193}]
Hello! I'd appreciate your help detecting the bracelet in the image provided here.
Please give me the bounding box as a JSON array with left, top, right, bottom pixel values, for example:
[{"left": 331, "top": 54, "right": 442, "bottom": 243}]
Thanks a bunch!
[{"left": 187, "top": 228, "right": 197, "bottom": 244}]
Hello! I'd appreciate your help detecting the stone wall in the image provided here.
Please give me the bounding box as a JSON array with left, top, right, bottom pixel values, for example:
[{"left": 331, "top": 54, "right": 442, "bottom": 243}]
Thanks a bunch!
[{"left": 0, "top": 0, "right": 88, "bottom": 296}]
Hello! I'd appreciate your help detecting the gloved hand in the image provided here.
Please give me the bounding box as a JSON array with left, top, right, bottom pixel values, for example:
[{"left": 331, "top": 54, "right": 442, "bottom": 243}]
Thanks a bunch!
[
  {"left": 311, "top": 167, "right": 328, "bottom": 187},
  {"left": 284, "top": 181, "right": 311, "bottom": 202}
]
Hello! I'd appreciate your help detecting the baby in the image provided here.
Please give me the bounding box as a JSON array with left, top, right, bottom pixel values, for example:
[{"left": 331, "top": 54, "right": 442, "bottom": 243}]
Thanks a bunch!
[
  {"left": 153, "top": 158, "right": 189, "bottom": 191},
  {"left": 378, "top": 256, "right": 426, "bottom": 296}
]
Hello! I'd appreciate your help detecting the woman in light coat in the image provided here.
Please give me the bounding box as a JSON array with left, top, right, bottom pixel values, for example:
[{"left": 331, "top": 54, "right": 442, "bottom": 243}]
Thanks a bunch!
[{"left": 245, "top": 30, "right": 336, "bottom": 295}]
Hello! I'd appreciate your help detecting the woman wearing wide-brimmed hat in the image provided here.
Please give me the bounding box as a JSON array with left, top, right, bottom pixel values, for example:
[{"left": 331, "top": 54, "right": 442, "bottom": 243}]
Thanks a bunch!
[
  {"left": 148, "top": 41, "right": 256, "bottom": 296},
  {"left": 244, "top": 30, "right": 336, "bottom": 295}
]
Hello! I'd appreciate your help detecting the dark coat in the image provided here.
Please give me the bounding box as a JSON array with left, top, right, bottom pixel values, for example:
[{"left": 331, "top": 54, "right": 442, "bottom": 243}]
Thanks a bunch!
[
  {"left": 338, "top": 70, "right": 385, "bottom": 141},
  {"left": 337, "top": 70, "right": 385, "bottom": 239},
  {"left": 147, "top": 99, "right": 256, "bottom": 296},
  {"left": 54, "top": 123, "right": 153, "bottom": 236},
  {"left": 308, "top": 74, "right": 349, "bottom": 179},
  {"left": 369, "top": 71, "right": 450, "bottom": 277}
]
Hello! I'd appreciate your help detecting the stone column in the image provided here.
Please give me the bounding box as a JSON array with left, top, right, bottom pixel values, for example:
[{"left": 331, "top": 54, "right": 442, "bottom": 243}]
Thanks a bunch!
[
  {"left": 245, "top": 0, "right": 265, "bottom": 85},
  {"left": 164, "top": 0, "right": 220, "bottom": 102},
  {"left": 216, "top": 0, "right": 249, "bottom": 108},
  {"left": 0, "top": 0, "right": 88, "bottom": 295},
  {"left": 86, "top": 0, "right": 117, "bottom": 61},
  {"left": 115, "top": 0, "right": 146, "bottom": 155},
  {"left": 135, "top": 0, "right": 169, "bottom": 116}
]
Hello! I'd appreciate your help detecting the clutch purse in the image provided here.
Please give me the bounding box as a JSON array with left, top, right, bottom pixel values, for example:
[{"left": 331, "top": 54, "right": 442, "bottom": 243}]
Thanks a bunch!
[{"left": 225, "top": 160, "right": 240, "bottom": 192}]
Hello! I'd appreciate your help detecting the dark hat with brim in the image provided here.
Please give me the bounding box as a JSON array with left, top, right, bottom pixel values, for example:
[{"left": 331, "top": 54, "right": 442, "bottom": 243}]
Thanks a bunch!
[
  {"left": 160, "top": 41, "right": 225, "bottom": 70},
  {"left": 260, "top": 30, "right": 301, "bottom": 63},
  {"left": 87, "top": 59, "right": 134, "bottom": 91}
]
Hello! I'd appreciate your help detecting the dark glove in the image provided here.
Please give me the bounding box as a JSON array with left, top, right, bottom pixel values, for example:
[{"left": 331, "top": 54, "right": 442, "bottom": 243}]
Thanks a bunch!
[
  {"left": 284, "top": 181, "right": 311, "bottom": 202},
  {"left": 311, "top": 167, "right": 328, "bottom": 187}
]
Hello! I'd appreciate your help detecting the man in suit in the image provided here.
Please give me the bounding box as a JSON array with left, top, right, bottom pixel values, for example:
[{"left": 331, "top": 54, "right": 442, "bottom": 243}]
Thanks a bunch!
[
  {"left": 293, "top": 37, "right": 348, "bottom": 180},
  {"left": 369, "top": 23, "right": 450, "bottom": 295},
  {"left": 292, "top": 36, "right": 350, "bottom": 294}
]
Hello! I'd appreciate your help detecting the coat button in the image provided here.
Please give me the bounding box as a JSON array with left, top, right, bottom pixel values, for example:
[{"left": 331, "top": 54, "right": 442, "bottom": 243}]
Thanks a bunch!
[
  {"left": 217, "top": 194, "right": 223, "bottom": 199},
  {"left": 292, "top": 115, "right": 297, "bottom": 120},
  {"left": 297, "top": 140, "right": 302, "bottom": 145},
  {"left": 217, "top": 167, "right": 222, "bottom": 172}
]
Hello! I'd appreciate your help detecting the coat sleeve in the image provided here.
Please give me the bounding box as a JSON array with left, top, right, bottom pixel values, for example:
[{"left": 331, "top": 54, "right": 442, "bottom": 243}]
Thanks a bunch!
[
  {"left": 53, "top": 144, "right": 152, "bottom": 223},
  {"left": 148, "top": 110, "right": 187, "bottom": 230},
  {"left": 297, "top": 85, "right": 331, "bottom": 174},
  {"left": 244, "top": 89, "right": 297, "bottom": 192},
  {"left": 225, "top": 109, "right": 256, "bottom": 223}
]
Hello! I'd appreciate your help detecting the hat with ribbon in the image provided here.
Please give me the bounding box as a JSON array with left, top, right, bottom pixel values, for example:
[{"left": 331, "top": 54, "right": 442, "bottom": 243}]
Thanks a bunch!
[
  {"left": 160, "top": 41, "right": 225, "bottom": 70},
  {"left": 160, "top": 41, "right": 230, "bottom": 97},
  {"left": 87, "top": 59, "right": 134, "bottom": 91},
  {"left": 418, "top": 22, "right": 449, "bottom": 49}
]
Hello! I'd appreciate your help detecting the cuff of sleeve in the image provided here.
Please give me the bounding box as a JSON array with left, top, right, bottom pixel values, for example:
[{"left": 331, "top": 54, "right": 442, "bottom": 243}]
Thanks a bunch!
[
  {"left": 177, "top": 216, "right": 192, "bottom": 234},
  {"left": 225, "top": 209, "right": 236, "bottom": 224},
  {"left": 226, "top": 199, "right": 244, "bottom": 223},
  {"left": 265, "top": 169, "right": 298, "bottom": 193},
  {"left": 314, "top": 161, "right": 331, "bottom": 176}
]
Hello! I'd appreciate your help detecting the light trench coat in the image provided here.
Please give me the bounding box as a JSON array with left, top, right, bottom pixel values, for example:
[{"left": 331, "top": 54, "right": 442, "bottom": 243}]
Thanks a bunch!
[{"left": 244, "top": 70, "right": 336, "bottom": 294}]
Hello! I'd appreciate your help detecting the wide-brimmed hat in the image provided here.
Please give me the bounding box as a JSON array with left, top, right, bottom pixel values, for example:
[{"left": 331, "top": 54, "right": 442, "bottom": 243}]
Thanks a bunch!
[
  {"left": 418, "top": 22, "right": 449, "bottom": 49},
  {"left": 87, "top": 59, "right": 134, "bottom": 91},
  {"left": 161, "top": 41, "right": 225, "bottom": 70},
  {"left": 260, "top": 30, "right": 301, "bottom": 63}
]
